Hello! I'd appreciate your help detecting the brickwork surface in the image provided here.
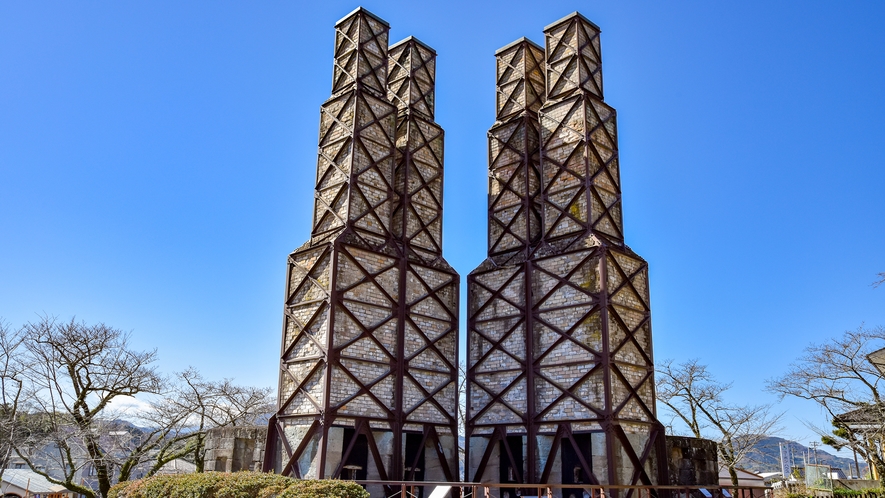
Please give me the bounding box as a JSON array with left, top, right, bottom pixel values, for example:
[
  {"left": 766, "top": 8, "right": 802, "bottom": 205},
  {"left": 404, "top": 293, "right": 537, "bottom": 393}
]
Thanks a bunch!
[
  {"left": 267, "top": 8, "right": 458, "bottom": 485},
  {"left": 467, "top": 13, "right": 667, "bottom": 491}
]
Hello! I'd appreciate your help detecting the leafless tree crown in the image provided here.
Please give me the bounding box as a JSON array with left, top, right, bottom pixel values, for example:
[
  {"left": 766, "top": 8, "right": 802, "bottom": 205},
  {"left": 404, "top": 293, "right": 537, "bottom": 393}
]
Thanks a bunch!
[
  {"left": 768, "top": 325, "right": 885, "bottom": 485},
  {"left": 657, "top": 359, "right": 782, "bottom": 487},
  {"left": 2, "top": 316, "right": 273, "bottom": 498}
]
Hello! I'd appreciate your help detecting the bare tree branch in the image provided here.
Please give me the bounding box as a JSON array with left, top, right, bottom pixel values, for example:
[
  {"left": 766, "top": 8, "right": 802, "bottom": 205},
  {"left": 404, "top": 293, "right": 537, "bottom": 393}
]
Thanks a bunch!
[
  {"left": 137, "top": 368, "right": 274, "bottom": 475},
  {"left": 0, "top": 319, "right": 27, "bottom": 483},
  {"left": 12, "top": 316, "right": 163, "bottom": 498}
]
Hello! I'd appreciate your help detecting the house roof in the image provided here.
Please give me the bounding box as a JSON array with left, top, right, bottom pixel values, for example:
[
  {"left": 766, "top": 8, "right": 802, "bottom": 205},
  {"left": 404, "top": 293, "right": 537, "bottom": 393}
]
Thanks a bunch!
[
  {"left": 835, "top": 404, "right": 885, "bottom": 427},
  {"left": 1, "top": 469, "right": 69, "bottom": 494},
  {"left": 829, "top": 468, "right": 848, "bottom": 479},
  {"left": 719, "top": 466, "right": 767, "bottom": 486},
  {"left": 867, "top": 347, "right": 885, "bottom": 376},
  {"left": 719, "top": 467, "right": 765, "bottom": 479}
]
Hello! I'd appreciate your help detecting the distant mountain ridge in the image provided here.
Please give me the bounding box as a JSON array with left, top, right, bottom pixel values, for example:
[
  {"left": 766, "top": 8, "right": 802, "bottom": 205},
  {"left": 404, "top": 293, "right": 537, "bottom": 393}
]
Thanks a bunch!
[{"left": 739, "top": 436, "right": 867, "bottom": 477}]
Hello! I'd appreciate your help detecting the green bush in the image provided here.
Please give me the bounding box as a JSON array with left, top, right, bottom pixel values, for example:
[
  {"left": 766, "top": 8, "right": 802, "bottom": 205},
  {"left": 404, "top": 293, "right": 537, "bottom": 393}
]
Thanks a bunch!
[
  {"left": 279, "top": 479, "right": 369, "bottom": 498},
  {"left": 107, "top": 472, "right": 369, "bottom": 498},
  {"left": 834, "top": 488, "right": 885, "bottom": 497}
]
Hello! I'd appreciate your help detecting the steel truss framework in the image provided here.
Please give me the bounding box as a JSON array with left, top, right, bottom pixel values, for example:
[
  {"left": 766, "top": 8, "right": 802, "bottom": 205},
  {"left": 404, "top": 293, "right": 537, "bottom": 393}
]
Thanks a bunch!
[
  {"left": 467, "top": 13, "right": 668, "bottom": 489},
  {"left": 265, "top": 8, "right": 458, "bottom": 489}
]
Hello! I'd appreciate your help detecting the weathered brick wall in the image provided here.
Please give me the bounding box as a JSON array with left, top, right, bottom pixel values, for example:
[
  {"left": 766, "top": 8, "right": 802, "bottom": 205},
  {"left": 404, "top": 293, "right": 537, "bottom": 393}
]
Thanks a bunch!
[
  {"left": 310, "top": 9, "right": 396, "bottom": 248},
  {"left": 487, "top": 39, "right": 545, "bottom": 262}
]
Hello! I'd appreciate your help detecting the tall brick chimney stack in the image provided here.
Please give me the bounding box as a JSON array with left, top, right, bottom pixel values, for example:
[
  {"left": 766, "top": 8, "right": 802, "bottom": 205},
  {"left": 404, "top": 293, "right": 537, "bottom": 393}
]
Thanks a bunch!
[
  {"left": 466, "top": 12, "right": 668, "bottom": 491},
  {"left": 266, "top": 9, "right": 459, "bottom": 493}
]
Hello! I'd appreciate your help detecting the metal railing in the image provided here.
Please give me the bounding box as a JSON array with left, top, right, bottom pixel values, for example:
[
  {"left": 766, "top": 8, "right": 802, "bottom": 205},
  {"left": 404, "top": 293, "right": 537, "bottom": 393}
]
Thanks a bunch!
[{"left": 354, "top": 480, "right": 773, "bottom": 498}]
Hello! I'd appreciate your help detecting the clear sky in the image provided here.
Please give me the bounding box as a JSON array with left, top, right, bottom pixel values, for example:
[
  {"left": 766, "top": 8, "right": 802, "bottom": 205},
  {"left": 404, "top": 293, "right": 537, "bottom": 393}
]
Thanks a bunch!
[{"left": 1, "top": 1, "right": 883, "bottom": 451}]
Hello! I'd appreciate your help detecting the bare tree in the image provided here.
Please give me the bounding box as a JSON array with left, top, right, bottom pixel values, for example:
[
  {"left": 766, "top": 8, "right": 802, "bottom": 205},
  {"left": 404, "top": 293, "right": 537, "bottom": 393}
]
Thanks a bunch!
[
  {"left": 874, "top": 272, "right": 885, "bottom": 288},
  {"left": 657, "top": 359, "right": 783, "bottom": 487},
  {"left": 140, "top": 368, "right": 274, "bottom": 473},
  {"left": 767, "top": 325, "right": 885, "bottom": 485},
  {"left": 0, "top": 320, "right": 27, "bottom": 482},
  {"left": 8, "top": 316, "right": 275, "bottom": 497},
  {"left": 14, "top": 317, "right": 164, "bottom": 498}
]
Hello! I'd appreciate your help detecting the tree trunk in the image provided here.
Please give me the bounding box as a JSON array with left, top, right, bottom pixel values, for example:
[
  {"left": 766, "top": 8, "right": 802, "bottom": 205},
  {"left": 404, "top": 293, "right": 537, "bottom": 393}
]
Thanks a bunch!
[
  {"left": 97, "top": 469, "right": 112, "bottom": 498},
  {"left": 194, "top": 433, "right": 206, "bottom": 473},
  {"left": 729, "top": 465, "right": 739, "bottom": 488},
  {"left": 876, "top": 460, "right": 885, "bottom": 488},
  {"left": 85, "top": 437, "right": 111, "bottom": 498}
]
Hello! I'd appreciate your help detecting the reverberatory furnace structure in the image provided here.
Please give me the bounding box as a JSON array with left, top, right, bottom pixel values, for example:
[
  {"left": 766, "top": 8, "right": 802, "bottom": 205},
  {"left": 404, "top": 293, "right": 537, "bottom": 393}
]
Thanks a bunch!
[
  {"left": 266, "top": 7, "right": 667, "bottom": 494},
  {"left": 465, "top": 12, "right": 667, "bottom": 491},
  {"left": 264, "top": 7, "right": 459, "bottom": 493}
]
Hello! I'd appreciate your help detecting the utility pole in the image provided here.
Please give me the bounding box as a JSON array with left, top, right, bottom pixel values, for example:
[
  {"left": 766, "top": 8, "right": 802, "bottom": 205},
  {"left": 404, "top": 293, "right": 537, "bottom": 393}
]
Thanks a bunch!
[
  {"left": 852, "top": 447, "right": 860, "bottom": 479},
  {"left": 810, "top": 442, "right": 820, "bottom": 465}
]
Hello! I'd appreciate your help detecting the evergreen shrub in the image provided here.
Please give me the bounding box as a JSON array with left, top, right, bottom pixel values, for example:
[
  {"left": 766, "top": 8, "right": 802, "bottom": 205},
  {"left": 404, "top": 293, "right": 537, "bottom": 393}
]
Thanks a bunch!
[{"left": 107, "top": 472, "right": 369, "bottom": 498}]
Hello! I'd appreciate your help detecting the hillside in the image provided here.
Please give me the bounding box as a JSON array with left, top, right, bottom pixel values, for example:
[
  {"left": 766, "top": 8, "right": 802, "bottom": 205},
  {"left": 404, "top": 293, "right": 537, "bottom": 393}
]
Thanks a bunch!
[{"left": 739, "top": 436, "right": 866, "bottom": 477}]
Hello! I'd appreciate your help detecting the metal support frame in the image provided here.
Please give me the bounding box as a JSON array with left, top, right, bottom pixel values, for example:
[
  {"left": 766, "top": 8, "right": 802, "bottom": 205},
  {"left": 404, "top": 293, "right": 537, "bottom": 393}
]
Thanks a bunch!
[
  {"left": 266, "top": 8, "right": 458, "bottom": 488},
  {"left": 466, "top": 13, "right": 668, "bottom": 488}
]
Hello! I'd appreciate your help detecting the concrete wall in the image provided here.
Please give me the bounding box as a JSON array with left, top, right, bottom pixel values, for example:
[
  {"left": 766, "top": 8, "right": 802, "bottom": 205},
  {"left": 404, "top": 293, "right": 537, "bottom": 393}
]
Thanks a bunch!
[{"left": 204, "top": 426, "right": 267, "bottom": 473}]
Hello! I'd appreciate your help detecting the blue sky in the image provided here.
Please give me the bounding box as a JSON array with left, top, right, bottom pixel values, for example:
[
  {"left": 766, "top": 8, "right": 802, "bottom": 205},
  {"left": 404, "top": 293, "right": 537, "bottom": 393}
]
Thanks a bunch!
[{"left": 1, "top": 1, "right": 883, "bottom": 450}]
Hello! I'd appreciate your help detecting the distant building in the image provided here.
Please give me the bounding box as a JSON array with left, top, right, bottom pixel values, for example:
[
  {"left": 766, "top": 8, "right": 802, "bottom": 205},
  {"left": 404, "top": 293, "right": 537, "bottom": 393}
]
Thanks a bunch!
[
  {"left": 757, "top": 472, "right": 783, "bottom": 484},
  {"left": 0, "top": 469, "right": 75, "bottom": 498},
  {"left": 719, "top": 467, "right": 766, "bottom": 498},
  {"left": 5, "top": 420, "right": 196, "bottom": 496},
  {"left": 154, "top": 459, "right": 196, "bottom": 475},
  {"left": 832, "top": 347, "right": 885, "bottom": 481}
]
